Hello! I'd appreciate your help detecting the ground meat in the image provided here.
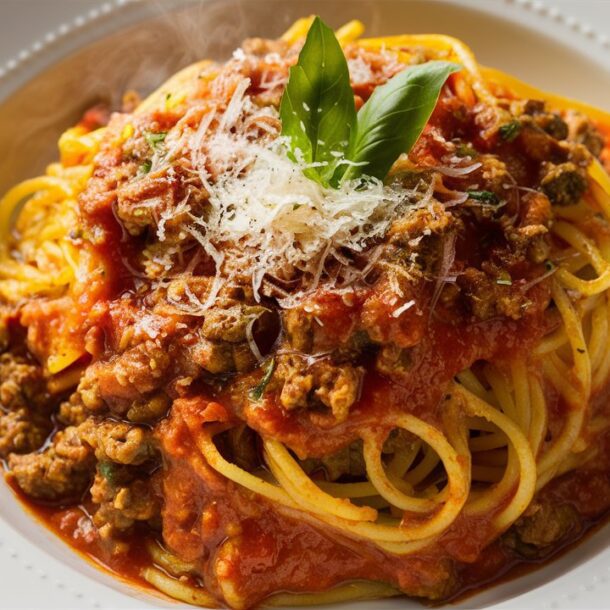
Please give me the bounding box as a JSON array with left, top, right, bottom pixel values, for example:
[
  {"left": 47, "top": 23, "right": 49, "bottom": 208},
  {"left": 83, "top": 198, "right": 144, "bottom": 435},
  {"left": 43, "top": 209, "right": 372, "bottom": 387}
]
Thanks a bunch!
[
  {"left": 375, "top": 344, "right": 413, "bottom": 380},
  {"left": 535, "top": 113, "right": 568, "bottom": 141},
  {"left": 564, "top": 110, "right": 605, "bottom": 157},
  {"left": 90, "top": 470, "right": 161, "bottom": 548},
  {"left": 504, "top": 501, "right": 580, "bottom": 558},
  {"left": 385, "top": 202, "right": 456, "bottom": 283},
  {"left": 540, "top": 161, "right": 588, "bottom": 206},
  {"left": 283, "top": 308, "right": 314, "bottom": 353},
  {"left": 457, "top": 267, "right": 529, "bottom": 320},
  {"left": 275, "top": 355, "right": 363, "bottom": 423},
  {"left": 78, "top": 340, "right": 172, "bottom": 415},
  {"left": 185, "top": 291, "right": 273, "bottom": 375},
  {"left": 79, "top": 419, "right": 156, "bottom": 465},
  {"left": 282, "top": 307, "right": 370, "bottom": 360},
  {"left": 387, "top": 201, "right": 453, "bottom": 247},
  {"left": 512, "top": 99, "right": 569, "bottom": 141},
  {"left": 116, "top": 167, "right": 193, "bottom": 238},
  {"left": 8, "top": 426, "right": 95, "bottom": 501},
  {"left": 202, "top": 305, "right": 263, "bottom": 343},
  {"left": 57, "top": 392, "right": 88, "bottom": 426},
  {"left": 0, "top": 352, "right": 49, "bottom": 411},
  {"left": 475, "top": 155, "right": 512, "bottom": 198},
  {"left": 519, "top": 190, "right": 552, "bottom": 228},
  {"left": 0, "top": 408, "right": 50, "bottom": 458},
  {"left": 314, "top": 365, "right": 363, "bottom": 423},
  {"left": 125, "top": 392, "right": 172, "bottom": 423},
  {"left": 301, "top": 440, "right": 366, "bottom": 481},
  {"left": 516, "top": 117, "right": 567, "bottom": 164},
  {"left": 506, "top": 191, "right": 552, "bottom": 264},
  {"left": 191, "top": 337, "right": 257, "bottom": 374}
]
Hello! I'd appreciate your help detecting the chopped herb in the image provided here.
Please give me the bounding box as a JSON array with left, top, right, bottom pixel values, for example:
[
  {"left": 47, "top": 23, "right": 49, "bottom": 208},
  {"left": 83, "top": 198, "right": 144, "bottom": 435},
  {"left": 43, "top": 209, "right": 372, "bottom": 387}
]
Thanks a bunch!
[
  {"left": 467, "top": 190, "right": 500, "bottom": 204},
  {"left": 496, "top": 274, "right": 513, "bottom": 286},
  {"left": 144, "top": 131, "right": 167, "bottom": 150},
  {"left": 455, "top": 143, "right": 477, "bottom": 158},
  {"left": 98, "top": 461, "right": 117, "bottom": 485},
  {"left": 544, "top": 259, "right": 556, "bottom": 272},
  {"left": 577, "top": 348, "right": 586, "bottom": 354},
  {"left": 499, "top": 120, "right": 521, "bottom": 142},
  {"left": 249, "top": 357, "right": 276, "bottom": 401},
  {"left": 140, "top": 159, "right": 152, "bottom": 174},
  {"left": 165, "top": 92, "right": 172, "bottom": 101}
]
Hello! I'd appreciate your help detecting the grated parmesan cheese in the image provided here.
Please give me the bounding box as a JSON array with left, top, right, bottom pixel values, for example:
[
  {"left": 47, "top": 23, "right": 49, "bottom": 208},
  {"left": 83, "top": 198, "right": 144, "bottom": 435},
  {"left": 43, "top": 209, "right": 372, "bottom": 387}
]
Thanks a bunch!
[
  {"left": 392, "top": 300, "right": 415, "bottom": 318},
  {"left": 136, "top": 65, "right": 439, "bottom": 311},
  {"left": 166, "top": 77, "right": 427, "bottom": 308}
]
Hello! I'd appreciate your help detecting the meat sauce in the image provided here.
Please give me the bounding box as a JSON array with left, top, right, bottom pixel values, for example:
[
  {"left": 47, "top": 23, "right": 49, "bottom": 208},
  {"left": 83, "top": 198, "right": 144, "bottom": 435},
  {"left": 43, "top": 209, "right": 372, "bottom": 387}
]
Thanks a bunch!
[
  {"left": 6, "top": 271, "right": 607, "bottom": 607},
  {"left": 8, "top": 425, "right": 610, "bottom": 608},
  {"left": 2, "top": 37, "right": 610, "bottom": 610}
]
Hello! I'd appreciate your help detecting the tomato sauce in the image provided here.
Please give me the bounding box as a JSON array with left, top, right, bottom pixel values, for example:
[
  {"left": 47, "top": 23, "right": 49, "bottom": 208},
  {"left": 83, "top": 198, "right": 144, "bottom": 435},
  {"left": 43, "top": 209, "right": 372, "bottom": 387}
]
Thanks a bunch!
[
  {"left": 2, "top": 38, "right": 610, "bottom": 610},
  {"left": 5, "top": 424, "right": 609, "bottom": 608}
]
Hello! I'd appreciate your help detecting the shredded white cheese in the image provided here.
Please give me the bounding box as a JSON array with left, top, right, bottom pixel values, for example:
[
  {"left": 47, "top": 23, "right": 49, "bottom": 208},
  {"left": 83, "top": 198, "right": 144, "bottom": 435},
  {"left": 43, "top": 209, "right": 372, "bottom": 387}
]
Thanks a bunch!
[
  {"left": 392, "top": 299, "right": 416, "bottom": 318},
  {"left": 135, "top": 64, "right": 439, "bottom": 310}
]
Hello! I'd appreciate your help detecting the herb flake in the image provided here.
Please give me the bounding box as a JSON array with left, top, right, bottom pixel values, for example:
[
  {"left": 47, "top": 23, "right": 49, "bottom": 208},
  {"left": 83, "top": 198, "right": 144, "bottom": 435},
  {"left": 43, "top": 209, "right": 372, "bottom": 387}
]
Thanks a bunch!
[
  {"left": 499, "top": 120, "right": 521, "bottom": 142},
  {"left": 467, "top": 190, "right": 500, "bottom": 204},
  {"left": 98, "top": 461, "right": 118, "bottom": 485},
  {"left": 249, "top": 358, "right": 276, "bottom": 401},
  {"left": 144, "top": 131, "right": 167, "bottom": 150}
]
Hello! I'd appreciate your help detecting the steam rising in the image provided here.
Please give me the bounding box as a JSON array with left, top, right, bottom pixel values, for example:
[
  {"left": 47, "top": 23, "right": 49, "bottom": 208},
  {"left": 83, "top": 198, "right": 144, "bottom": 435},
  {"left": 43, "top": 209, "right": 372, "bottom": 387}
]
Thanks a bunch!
[{"left": 0, "top": 0, "right": 379, "bottom": 192}]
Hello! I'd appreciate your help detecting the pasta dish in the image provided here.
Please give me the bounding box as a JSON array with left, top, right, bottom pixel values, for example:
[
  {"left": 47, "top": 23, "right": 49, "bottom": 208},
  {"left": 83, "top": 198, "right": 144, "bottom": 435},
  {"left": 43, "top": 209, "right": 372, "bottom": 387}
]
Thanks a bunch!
[{"left": 1, "top": 15, "right": 610, "bottom": 608}]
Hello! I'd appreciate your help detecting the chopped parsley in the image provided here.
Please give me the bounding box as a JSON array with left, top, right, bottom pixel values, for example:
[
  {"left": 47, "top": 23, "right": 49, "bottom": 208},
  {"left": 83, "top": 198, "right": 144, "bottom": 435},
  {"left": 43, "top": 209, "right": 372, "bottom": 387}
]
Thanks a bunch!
[
  {"left": 544, "top": 259, "right": 556, "bottom": 272},
  {"left": 98, "top": 461, "right": 118, "bottom": 485},
  {"left": 499, "top": 120, "right": 521, "bottom": 142},
  {"left": 249, "top": 358, "right": 276, "bottom": 401},
  {"left": 140, "top": 159, "right": 152, "bottom": 174},
  {"left": 144, "top": 130, "right": 167, "bottom": 150},
  {"left": 467, "top": 190, "right": 500, "bottom": 204},
  {"left": 455, "top": 143, "right": 478, "bottom": 158}
]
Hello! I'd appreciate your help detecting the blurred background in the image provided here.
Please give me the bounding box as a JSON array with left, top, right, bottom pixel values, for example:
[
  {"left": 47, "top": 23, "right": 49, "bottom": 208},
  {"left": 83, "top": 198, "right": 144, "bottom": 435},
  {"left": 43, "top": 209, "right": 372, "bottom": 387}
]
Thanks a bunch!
[{"left": 0, "top": 0, "right": 609, "bottom": 66}]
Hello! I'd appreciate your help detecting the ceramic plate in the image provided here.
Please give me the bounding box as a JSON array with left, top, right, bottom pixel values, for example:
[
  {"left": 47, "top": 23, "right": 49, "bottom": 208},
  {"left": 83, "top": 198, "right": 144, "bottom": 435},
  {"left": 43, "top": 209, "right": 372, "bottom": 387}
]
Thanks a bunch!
[{"left": 0, "top": 1, "right": 608, "bottom": 608}]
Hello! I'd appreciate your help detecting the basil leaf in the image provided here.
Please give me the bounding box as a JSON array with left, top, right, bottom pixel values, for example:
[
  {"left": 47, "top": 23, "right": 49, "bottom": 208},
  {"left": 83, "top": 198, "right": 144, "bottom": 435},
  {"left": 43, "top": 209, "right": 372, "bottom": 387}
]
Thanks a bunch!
[
  {"left": 280, "top": 16, "right": 356, "bottom": 185},
  {"left": 341, "top": 61, "right": 460, "bottom": 182}
]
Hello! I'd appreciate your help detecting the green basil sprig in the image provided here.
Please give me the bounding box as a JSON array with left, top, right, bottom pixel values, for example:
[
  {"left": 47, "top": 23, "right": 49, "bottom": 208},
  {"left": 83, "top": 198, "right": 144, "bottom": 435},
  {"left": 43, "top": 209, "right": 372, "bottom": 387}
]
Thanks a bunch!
[
  {"left": 341, "top": 61, "right": 461, "bottom": 182},
  {"left": 280, "top": 17, "right": 356, "bottom": 185},
  {"left": 280, "top": 16, "right": 460, "bottom": 186}
]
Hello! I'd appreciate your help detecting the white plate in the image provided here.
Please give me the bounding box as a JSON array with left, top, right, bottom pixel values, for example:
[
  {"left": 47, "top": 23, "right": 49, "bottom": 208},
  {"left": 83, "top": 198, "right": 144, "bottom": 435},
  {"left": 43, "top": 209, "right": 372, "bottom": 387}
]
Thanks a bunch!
[{"left": 0, "top": 1, "right": 609, "bottom": 609}]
